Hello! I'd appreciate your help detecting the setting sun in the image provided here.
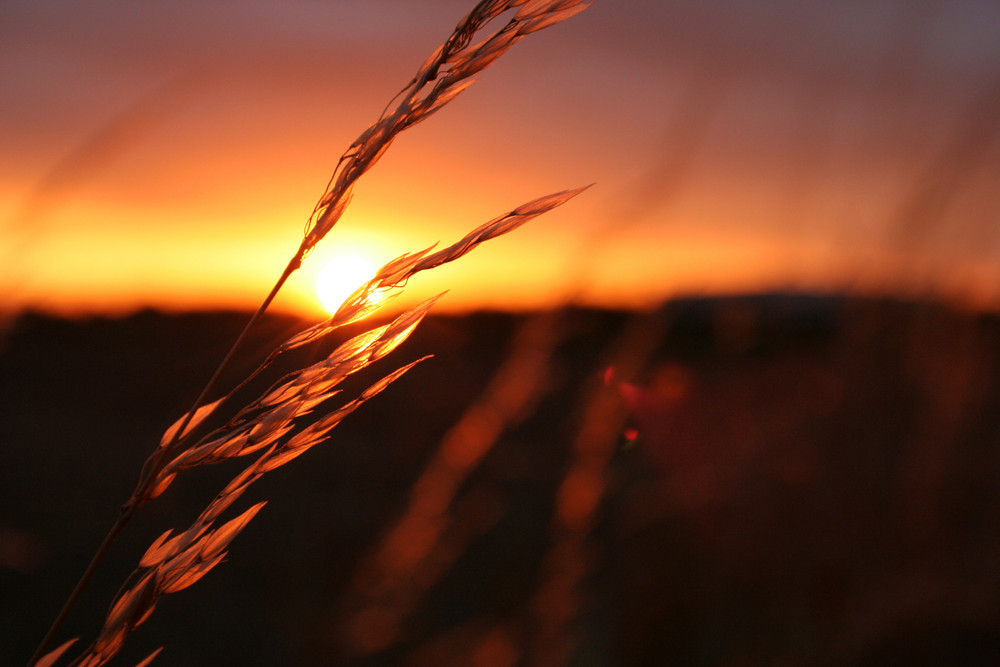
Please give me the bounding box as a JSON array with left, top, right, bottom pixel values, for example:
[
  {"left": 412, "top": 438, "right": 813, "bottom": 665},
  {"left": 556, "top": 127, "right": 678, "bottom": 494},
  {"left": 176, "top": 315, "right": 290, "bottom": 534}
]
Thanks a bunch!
[{"left": 316, "top": 254, "right": 378, "bottom": 315}]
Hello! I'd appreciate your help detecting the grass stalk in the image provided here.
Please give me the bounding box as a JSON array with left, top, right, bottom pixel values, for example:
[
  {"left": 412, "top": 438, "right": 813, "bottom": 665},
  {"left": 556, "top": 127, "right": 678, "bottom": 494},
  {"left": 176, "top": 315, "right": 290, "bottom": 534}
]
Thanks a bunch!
[{"left": 28, "top": 2, "right": 593, "bottom": 664}]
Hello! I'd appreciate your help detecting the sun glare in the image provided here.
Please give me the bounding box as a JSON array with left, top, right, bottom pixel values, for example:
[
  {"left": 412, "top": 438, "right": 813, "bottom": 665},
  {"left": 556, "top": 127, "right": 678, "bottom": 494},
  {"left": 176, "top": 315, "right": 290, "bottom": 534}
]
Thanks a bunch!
[{"left": 316, "top": 254, "right": 378, "bottom": 315}]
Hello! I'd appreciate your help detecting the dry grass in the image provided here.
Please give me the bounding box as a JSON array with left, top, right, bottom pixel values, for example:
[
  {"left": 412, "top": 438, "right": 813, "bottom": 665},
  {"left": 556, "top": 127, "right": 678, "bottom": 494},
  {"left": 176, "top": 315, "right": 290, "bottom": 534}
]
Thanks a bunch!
[{"left": 28, "top": 2, "right": 592, "bottom": 665}]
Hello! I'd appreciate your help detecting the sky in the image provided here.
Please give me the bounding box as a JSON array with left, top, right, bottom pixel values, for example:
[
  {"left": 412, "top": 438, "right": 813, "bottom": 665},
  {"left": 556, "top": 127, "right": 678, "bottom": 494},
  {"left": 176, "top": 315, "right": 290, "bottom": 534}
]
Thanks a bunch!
[{"left": 2, "top": 0, "right": 1000, "bottom": 317}]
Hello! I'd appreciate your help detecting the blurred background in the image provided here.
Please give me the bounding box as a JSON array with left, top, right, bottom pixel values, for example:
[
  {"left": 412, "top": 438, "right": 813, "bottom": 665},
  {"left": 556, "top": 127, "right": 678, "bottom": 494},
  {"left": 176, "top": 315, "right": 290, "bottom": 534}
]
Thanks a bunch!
[{"left": 4, "top": 1, "right": 1000, "bottom": 665}]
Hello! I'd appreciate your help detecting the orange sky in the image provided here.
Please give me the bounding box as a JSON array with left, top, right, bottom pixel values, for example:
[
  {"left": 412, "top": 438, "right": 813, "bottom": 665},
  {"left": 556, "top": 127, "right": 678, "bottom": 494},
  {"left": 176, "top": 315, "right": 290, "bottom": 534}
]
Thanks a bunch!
[{"left": 3, "top": 0, "right": 1000, "bottom": 317}]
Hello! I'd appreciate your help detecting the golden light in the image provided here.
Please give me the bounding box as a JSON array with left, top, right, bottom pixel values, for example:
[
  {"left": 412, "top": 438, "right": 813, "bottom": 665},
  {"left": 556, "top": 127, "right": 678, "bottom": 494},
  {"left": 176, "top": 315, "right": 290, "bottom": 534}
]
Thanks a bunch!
[{"left": 316, "top": 253, "right": 379, "bottom": 315}]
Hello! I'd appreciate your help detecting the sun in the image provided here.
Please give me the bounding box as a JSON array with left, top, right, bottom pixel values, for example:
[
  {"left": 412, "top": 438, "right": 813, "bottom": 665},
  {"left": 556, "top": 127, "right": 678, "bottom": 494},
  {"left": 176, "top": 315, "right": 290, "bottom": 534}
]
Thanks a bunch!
[{"left": 316, "top": 254, "right": 378, "bottom": 315}]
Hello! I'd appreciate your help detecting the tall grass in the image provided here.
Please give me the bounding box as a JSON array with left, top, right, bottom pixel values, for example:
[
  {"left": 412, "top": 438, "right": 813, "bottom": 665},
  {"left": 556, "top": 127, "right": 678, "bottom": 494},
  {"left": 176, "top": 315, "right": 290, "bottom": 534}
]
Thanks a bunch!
[{"left": 27, "top": 2, "right": 592, "bottom": 665}]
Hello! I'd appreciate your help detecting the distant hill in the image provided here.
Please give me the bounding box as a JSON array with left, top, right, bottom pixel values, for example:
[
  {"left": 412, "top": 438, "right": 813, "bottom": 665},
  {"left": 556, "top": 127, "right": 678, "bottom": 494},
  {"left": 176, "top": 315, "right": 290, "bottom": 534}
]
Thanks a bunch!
[{"left": 4, "top": 295, "right": 1000, "bottom": 666}]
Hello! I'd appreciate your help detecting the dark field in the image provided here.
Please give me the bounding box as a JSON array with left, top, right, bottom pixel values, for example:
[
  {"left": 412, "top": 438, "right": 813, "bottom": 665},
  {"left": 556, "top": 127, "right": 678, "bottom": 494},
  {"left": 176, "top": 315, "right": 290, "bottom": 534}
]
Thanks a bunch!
[{"left": 3, "top": 294, "right": 1000, "bottom": 665}]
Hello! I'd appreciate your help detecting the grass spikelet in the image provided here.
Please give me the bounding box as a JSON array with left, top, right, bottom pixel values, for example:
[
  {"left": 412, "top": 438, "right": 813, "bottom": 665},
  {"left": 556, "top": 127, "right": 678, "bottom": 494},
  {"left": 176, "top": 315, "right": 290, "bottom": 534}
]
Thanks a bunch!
[
  {"left": 133, "top": 648, "right": 163, "bottom": 667},
  {"left": 157, "top": 399, "right": 223, "bottom": 450},
  {"left": 33, "top": 640, "right": 78, "bottom": 667},
  {"left": 303, "top": 0, "right": 590, "bottom": 252}
]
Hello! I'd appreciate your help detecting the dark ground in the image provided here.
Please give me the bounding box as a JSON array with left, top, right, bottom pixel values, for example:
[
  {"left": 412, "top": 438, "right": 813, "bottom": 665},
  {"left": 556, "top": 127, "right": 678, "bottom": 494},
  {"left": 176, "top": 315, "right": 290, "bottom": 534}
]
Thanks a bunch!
[{"left": 3, "top": 294, "right": 1000, "bottom": 666}]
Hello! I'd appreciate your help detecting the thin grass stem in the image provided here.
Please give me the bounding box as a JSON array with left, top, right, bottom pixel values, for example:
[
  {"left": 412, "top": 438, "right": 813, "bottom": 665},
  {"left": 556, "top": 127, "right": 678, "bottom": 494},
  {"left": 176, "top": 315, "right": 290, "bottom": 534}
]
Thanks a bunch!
[
  {"left": 27, "top": 250, "right": 303, "bottom": 666},
  {"left": 27, "top": 507, "right": 134, "bottom": 667}
]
